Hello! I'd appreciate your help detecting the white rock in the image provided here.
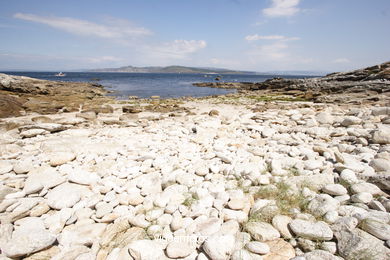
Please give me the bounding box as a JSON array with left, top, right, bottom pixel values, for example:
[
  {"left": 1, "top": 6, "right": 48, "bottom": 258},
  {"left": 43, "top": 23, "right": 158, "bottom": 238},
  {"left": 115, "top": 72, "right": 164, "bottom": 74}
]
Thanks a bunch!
[
  {"left": 230, "top": 249, "right": 254, "bottom": 260},
  {"left": 196, "top": 217, "right": 222, "bottom": 236},
  {"left": 2, "top": 225, "right": 56, "bottom": 258},
  {"left": 57, "top": 223, "right": 107, "bottom": 247},
  {"left": 127, "top": 188, "right": 144, "bottom": 206},
  {"left": 49, "top": 152, "right": 76, "bottom": 167},
  {"left": 128, "top": 240, "right": 165, "bottom": 260},
  {"left": 245, "top": 222, "right": 280, "bottom": 242},
  {"left": 203, "top": 234, "right": 236, "bottom": 260},
  {"left": 320, "top": 241, "right": 337, "bottom": 254},
  {"left": 166, "top": 240, "right": 196, "bottom": 258},
  {"left": 68, "top": 168, "right": 100, "bottom": 185},
  {"left": 339, "top": 169, "right": 359, "bottom": 185},
  {"left": 44, "top": 208, "right": 73, "bottom": 234},
  {"left": 316, "top": 112, "right": 334, "bottom": 125},
  {"left": 322, "top": 184, "right": 348, "bottom": 196},
  {"left": 222, "top": 209, "right": 248, "bottom": 223},
  {"left": 0, "top": 160, "right": 13, "bottom": 174},
  {"left": 245, "top": 241, "right": 270, "bottom": 255},
  {"left": 323, "top": 211, "right": 339, "bottom": 224},
  {"left": 289, "top": 219, "right": 333, "bottom": 241},
  {"left": 228, "top": 198, "right": 246, "bottom": 210},
  {"left": 351, "top": 192, "right": 373, "bottom": 204},
  {"left": 13, "top": 160, "right": 33, "bottom": 174},
  {"left": 47, "top": 183, "right": 85, "bottom": 210},
  {"left": 95, "top": 202, "right": 113, "bottom": 218},
  {"left": 20, "top": 129, "right": 48, "bottom": 138},
  {"left": 308, "top": 194, "right": 340, "bottom": 217},
  {"left": 23, "top": 166, "right": 66, "bottom": 195},
  {"left": 272, "top": 215, "right": 293, "bottom": 239}
]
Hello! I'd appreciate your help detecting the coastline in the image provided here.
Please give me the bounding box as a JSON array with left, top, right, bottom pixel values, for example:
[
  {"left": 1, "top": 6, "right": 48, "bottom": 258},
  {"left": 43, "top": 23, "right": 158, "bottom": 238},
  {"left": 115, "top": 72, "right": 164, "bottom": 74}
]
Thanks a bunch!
[{"left": 0, "top": 63, "right": 390, "bottom": 259}]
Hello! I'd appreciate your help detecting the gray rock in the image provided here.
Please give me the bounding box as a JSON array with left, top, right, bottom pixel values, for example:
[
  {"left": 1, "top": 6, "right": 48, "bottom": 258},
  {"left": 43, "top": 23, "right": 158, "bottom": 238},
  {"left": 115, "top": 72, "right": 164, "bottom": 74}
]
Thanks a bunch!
[
  {"left": 289, "top": 219, "right": 333, "bottom": 241},
  {"left": 332, "top": 222, "right": 390, "bottom": 259},
  {"left": 350, "top": 182, "right": 382, "bottom": 195},
  {"left": 203, "top": 234, "right": 236, "bottom": 260},
  {"left": 370, "top": 158, "right": 390, "bottom": 173},
  {"left": 308, "top": 194, "right": 340, "bottom": 217},
  {"left": 372, "top": 107, "right": 390, "bottom": 116},
  {"left": 341, "top": 116, "right": 362, "bottom": 127},
  {"left": 245, "top": 222, "right": 280, "bottom": 242},
  {"left": 19, "top": 123, "right": 69, "bottom": 133},
  {"left": 360, "top": 218, "right": 390, "bottom": 241},
  {"left": 322, "top": 184, "right": 348, "bottom": 196},
  {"left": 372, "top": 128, "right": 390, "bottom": 144},
  {"left": 316, "top": 112, "right": 334, "bottom": 125},
  {"left": 303, "top": 250, "right": 342, "bottom": 260}
]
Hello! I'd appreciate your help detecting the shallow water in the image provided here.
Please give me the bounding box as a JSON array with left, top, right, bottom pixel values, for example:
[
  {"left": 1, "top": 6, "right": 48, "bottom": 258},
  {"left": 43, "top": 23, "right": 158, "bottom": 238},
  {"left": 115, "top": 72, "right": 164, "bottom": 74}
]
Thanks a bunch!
[{"left": 2, "top": 72, "right": 308, "bottom": 99}]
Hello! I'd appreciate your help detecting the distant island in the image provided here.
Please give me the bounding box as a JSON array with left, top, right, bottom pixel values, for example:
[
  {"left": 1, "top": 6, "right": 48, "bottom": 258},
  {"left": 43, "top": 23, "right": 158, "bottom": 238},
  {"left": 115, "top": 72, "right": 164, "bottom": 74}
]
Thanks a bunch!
[{"left": 88, "top": 65, "right": 256, "bottom": 74}]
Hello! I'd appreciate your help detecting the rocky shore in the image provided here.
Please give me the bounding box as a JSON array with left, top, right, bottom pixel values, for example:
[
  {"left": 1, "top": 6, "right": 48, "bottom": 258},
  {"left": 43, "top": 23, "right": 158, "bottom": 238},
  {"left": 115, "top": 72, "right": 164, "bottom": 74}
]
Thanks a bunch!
[
  {"left": 194, "top": 61, "right": 390, "bottom": 105},
  {"left": 0, "top": 63, "right": 390, "bottom": 260},
  {"left": 0, "top": 73, "right": 112, "bottom": 118}
]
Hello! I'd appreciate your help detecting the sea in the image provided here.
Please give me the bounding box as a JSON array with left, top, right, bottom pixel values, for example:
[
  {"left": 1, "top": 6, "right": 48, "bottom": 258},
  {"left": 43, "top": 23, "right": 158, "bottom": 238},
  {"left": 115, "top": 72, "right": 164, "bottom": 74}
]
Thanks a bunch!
[{"left": 1, "top": 72, "right": 310, "bottom": 99}]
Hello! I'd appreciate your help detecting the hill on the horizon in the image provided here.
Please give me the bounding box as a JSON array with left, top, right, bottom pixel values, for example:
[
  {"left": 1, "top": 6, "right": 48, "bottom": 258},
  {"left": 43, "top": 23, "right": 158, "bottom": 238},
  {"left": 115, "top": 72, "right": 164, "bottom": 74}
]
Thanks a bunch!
[{"left": 88, "top": 65, "right": 255, "bottom": 74}]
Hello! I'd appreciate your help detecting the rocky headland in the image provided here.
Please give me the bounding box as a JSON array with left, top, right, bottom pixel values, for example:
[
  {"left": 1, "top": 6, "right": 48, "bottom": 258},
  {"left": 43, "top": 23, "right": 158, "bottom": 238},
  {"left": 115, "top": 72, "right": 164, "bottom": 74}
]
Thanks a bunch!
[
  {"left": 0, "top": 63, "right": 390, "bottom": 260},
  {"left": 194, "top": 61, "right": 390, "bottom": 105}
]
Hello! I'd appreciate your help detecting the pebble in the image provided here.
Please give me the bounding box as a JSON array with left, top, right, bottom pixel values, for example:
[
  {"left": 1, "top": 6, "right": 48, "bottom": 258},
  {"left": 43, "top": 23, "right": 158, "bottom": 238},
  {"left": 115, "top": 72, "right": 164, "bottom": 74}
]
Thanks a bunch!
[
  {"left": 245, "top": 241, "right": 270, "bottom": 255},
  {"left": 289, "top": 219, "right": 333, "bottom": 241},
  {"left": 2, "top": 100, "right": 390, "bottom": 260}
]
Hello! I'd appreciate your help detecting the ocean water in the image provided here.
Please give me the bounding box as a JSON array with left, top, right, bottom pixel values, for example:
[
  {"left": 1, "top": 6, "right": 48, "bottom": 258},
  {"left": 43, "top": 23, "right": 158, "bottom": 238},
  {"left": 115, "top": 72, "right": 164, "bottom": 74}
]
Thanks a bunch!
[{"left": 2, "top": 72, "right": 307, "bottom": 99}]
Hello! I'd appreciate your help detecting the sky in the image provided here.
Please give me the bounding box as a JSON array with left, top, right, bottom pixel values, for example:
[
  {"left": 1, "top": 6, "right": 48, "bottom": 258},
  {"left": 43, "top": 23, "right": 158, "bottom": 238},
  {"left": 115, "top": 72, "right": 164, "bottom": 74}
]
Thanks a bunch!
[{"left": 0, "top": 0, "right": 389, "bottom": 72}]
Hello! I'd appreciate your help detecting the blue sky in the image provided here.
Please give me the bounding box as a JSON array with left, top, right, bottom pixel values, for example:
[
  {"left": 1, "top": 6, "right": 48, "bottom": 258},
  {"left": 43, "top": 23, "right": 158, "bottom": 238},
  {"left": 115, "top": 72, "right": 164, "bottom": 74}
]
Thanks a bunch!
[{"left": 0, "top": 0, "right": 389, "bottom": 72}]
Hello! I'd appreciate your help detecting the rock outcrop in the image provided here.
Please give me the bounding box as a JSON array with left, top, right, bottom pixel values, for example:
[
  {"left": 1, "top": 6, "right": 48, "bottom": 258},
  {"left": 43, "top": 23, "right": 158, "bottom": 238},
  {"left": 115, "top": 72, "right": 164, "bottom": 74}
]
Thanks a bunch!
[
  {"left": 194, "top": 61, "right": 390, "bottom": 105},
  {"left": 0, "top": 73, "right": 110, "bottom": 118}
]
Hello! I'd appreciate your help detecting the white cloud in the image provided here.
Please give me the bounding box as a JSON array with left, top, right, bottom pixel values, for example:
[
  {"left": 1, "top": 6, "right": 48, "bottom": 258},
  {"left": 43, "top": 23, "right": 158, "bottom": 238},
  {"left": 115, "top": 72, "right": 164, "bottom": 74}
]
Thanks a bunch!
[
  {"left": 245, "top": 34, "right": 299, "bottom": 41},
  {"left": 249, "top": 42, "right": 289, "bottom": 60},
  {"left": 262, "top": 0, "right": 301, "bottom": 17},
  {"left": 333, "top": 58, "right": 350, "bottom": 63},
  {"left": 13, "top": 13, "right": 152, "bottom": 42},
  {"left": 150, "top": 40, "right": 207, "bottom": 59}
]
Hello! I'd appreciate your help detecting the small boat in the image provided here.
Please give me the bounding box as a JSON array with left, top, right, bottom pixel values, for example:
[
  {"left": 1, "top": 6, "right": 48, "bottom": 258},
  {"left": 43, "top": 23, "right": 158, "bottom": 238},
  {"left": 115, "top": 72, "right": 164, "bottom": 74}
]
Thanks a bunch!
[{"left": 55, "top": 72, "right": 66, "bottom": 77}]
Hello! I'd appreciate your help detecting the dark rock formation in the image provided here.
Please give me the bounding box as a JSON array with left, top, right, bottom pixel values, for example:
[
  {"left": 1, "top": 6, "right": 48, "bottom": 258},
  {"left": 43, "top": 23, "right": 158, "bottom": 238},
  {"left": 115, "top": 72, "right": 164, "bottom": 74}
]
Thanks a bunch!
[{"left": 193, "top": 61, "right": 390, "bottom": 104}]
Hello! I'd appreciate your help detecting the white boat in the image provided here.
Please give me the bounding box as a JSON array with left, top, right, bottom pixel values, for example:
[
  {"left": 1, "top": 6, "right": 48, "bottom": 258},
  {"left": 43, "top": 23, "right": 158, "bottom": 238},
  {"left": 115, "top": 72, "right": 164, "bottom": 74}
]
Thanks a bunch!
[{"left": 55, "top": 72, "right": 66, "bottom": 77}]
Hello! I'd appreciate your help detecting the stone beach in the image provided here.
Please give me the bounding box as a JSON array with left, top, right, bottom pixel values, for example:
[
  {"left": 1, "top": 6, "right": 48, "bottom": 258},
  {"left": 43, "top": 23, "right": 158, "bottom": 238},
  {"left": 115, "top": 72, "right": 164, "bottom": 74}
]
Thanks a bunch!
[{"left": 1, "top": 63, "right": 390, "bottom": 259}]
